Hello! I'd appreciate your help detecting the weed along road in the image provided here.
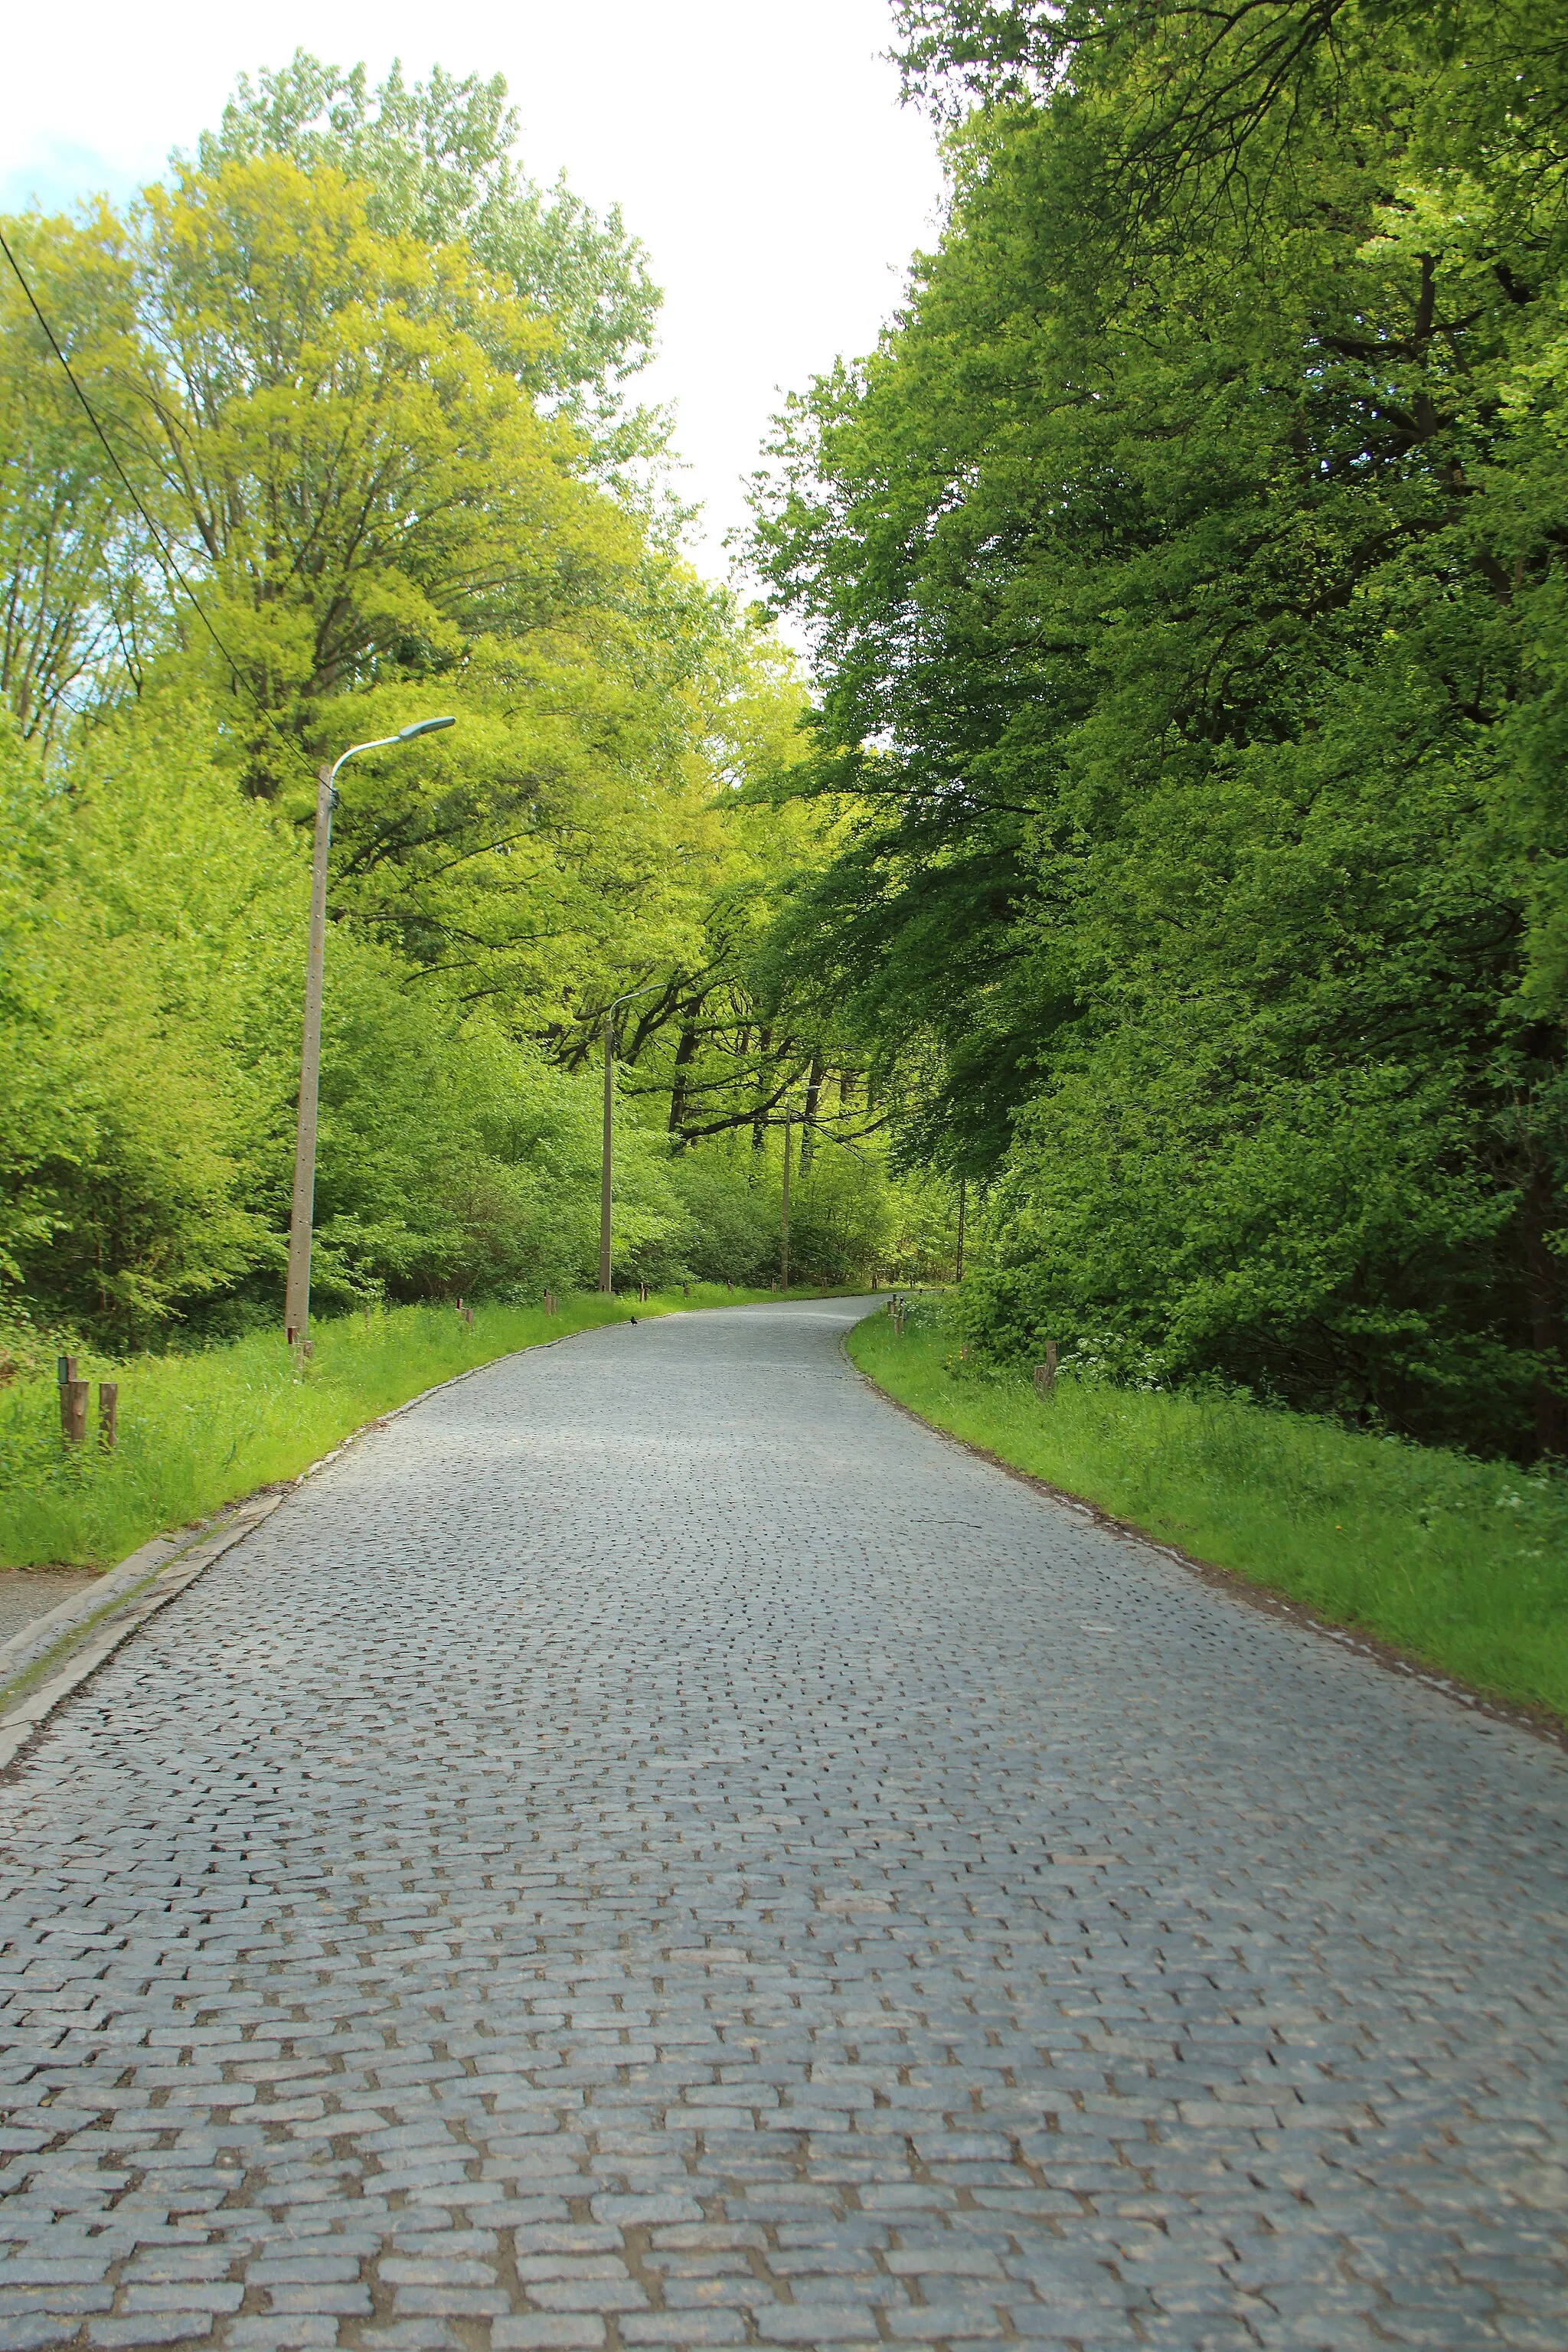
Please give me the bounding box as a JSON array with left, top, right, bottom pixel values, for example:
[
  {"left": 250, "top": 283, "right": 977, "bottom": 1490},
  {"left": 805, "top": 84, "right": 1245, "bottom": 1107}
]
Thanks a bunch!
[{"left": 0, "top": 1298, "right": 1564, "bottom": 2352}]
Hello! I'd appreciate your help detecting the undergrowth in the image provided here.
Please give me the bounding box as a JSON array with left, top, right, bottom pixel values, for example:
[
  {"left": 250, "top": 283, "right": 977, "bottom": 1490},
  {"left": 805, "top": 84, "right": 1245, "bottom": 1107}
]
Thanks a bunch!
[
  {"left": 0, "top": 1286, "right": 838, "bottom": 1570},
  {"left": 849, "top": 1301, "right": 1568, "bottom": 1723}
]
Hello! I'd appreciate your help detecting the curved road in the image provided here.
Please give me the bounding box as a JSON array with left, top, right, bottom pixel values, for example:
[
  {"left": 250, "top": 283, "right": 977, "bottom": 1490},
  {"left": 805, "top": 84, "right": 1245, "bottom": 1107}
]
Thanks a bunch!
[{"left": 0, "top": 1298, "right": 1564, "bottom": 2352}]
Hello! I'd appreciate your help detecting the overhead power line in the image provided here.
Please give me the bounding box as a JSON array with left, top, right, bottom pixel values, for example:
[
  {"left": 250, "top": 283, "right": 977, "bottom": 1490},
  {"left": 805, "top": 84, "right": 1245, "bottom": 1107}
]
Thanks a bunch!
[{"left": 0, "top": 224, "right": 310, "bottom": 776}]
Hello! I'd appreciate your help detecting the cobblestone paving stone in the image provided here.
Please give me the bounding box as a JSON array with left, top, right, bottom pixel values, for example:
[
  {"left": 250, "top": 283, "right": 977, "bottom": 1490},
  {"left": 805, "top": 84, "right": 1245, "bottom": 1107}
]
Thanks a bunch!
[{"left": 0, "top": 1298, "right": 1564, "bottom": 2352}]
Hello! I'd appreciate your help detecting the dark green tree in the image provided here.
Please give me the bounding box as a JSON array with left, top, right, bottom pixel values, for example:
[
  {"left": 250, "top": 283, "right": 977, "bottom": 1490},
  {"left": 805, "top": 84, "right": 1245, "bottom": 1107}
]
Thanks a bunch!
[{"left": 751, "top": 0, "right": 1568, "bottom": 1452}]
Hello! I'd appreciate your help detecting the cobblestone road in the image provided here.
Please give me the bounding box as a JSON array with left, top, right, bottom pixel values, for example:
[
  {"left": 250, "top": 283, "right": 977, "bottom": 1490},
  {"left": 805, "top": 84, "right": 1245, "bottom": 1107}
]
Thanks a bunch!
[{"left": 1, "top": 1299, "right": 1564, "bottom": 2352}]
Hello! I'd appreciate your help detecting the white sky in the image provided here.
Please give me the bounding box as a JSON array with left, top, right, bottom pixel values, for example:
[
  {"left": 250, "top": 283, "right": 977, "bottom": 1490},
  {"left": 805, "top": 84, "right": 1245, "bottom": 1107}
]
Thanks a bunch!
[{"left": 1, "top": 0, "right": 949, "bottom": 581}]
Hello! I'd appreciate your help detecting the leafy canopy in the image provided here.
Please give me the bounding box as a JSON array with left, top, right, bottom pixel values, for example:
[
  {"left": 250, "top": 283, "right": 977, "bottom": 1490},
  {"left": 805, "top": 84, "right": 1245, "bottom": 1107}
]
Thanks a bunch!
[{"left": 751, "top": 0, "right": 1568, "bottom": 1453}]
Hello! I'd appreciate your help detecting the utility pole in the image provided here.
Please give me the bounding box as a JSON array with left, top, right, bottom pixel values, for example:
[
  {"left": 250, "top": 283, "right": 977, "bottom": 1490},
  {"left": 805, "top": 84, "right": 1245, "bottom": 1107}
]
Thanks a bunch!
[
  {"left": 599, "top": 1014, "right": 615, "bottom": 1295},
  {"left": 283, "top": 716, "right": 454, "bottom": 1352},
  {"left": 780, "top": 1107, "right": 794, "bottom": 1293},
  {"left": 598, "top": 982, "right": 662, "bottom": 1292}
]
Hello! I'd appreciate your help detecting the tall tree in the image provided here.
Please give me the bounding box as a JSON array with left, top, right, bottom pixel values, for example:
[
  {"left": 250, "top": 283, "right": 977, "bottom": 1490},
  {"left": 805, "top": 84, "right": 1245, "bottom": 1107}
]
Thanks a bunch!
[
  {"left": 752, "top": 0, "right": 1568, "bottom": 1451},
  {"left": 194, "top": 52, "right": 665, "bottom": 470},
  {"left": 0, "top": 207, "right": 149, "bottom": 746}
]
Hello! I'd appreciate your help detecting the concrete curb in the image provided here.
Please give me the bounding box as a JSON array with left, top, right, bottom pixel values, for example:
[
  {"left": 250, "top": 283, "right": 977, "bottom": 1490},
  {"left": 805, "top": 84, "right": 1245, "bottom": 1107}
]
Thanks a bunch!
[
  {"left": 0, "top": 1491, "right": 286, "bottom": 1773},
  {"left": 0, "top": 1527, "right": 208, "bottom": 1691}
]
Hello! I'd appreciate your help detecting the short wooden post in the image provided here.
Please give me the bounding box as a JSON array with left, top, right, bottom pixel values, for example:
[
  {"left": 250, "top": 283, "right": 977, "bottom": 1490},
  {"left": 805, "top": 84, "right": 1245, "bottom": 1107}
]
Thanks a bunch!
[
  {"left": 544, "top": 1289, "right": 557, "bottom": 1316},
  {"left": 97, "top": 1382, "right": 118, "bottom": 1450},
  {"left": 57, "top": 1356, "right": 80, "bottom": 1444},
  {"left": 61, "top": 1379, "right": 89, "bottom": 1445},
  {"left": 1034, "top": 1341, "right": 1058, "bottom": 1396}
]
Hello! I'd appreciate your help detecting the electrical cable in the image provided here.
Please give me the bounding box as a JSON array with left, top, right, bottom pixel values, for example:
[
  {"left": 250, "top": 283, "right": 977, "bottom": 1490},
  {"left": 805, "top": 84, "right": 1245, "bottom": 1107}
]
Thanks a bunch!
[{"left": 0, "top": 223, "right": 313, "bottom": 777}]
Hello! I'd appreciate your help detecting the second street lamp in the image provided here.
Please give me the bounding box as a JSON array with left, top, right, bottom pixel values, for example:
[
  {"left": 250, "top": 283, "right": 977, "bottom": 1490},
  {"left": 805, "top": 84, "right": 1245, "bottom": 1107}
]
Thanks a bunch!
[{"left": 283, "top": 717, "right": 456, "bottom": 1351}]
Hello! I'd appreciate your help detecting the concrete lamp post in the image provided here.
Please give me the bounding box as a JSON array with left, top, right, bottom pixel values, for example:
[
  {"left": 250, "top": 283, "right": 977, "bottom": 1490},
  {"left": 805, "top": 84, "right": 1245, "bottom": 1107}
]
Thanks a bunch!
[
  {"left": 283, "top": 717, "right": 456, "bottom": 1352},
  {"left": 599, "top": 982, "right": 662, "bottom": 1293}
]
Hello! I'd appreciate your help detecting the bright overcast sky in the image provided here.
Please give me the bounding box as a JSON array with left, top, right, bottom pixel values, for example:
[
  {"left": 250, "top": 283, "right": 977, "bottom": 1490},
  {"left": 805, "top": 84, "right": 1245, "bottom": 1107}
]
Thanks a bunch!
[{"left": 1, "top": 0, "right": 948, "bottom": 581}]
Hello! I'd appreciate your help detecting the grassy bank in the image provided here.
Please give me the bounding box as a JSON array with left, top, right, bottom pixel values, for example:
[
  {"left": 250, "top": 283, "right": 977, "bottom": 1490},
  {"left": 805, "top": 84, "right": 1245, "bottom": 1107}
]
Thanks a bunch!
[
  {"left": 0, "top": 1285, "right": 842, "bottom": 1572},
  {"left": 848, "top": 1308, "right": 1568, "bottom": 1723}
]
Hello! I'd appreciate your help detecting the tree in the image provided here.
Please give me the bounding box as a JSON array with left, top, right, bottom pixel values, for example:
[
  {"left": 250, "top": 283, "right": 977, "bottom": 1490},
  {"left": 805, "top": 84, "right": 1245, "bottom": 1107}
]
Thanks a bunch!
[
  {"left": 111, "top": 155, "right": 741, "bottom": 1024},
  {"left": 193, "top": 51, "right": 665, "bottom": 467},
  {"left": 751, "top": 0, "right": 1568, "bottom": 1452},
  {"left": 0, "top": 207, "right": 149, "bottom": 747}
]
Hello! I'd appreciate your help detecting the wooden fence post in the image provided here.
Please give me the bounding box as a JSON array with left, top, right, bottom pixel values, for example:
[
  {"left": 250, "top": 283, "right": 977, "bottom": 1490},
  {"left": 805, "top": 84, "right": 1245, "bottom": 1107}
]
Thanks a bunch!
[
  {"left": 98, "top": 1382, "right": 118, "bottom": 1451},
  {"left": 61, "top": 1379, "right": 89, "bottom": 1445},
  {"left": 57, "top": 1356, "right": 80, "bottom": 1444},
  {"left": 1033, "top": 1341, "right": 1059, "bottom": 1397}
]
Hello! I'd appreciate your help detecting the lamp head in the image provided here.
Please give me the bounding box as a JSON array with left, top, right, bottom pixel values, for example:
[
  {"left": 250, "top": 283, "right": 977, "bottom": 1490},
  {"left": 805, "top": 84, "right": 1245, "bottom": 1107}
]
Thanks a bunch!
[{"left": 397, "top": 715, "right": 456, "bottom": 740}]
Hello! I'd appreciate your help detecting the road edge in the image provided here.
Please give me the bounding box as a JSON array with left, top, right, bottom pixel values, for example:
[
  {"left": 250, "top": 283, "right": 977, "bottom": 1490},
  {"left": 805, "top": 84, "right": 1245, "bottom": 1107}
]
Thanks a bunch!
[
  {"left": 842, "top": 1328, "right": 1568, "bottom": 1756},
  {"left": 0, "top": 1492, "right": 286, "bottom": 1775}
]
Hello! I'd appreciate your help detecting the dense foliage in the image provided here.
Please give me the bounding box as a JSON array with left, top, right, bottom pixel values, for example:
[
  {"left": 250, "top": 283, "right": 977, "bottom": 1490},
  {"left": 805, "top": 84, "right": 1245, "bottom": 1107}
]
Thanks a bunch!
[
  {"left": 1, "top": 57, "right": 949, "bottom": 1356},
  {"left": 753, "top": 0, "right": 1568, "bottom": 1455}
]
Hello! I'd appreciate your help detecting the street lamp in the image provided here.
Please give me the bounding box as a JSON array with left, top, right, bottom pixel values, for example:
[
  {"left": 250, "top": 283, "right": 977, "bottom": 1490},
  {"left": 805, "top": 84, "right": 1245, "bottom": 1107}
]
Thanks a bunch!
[
  {"left": 283, "top": 717, "right": 456, "bottom": 1349},
  {"left": 599, "top": 982, "right": 661, "bottom": 1293}
]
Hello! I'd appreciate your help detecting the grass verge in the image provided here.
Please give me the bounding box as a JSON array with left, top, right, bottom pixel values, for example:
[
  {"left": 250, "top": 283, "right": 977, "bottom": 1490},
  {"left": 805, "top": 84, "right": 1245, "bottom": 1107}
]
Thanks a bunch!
[
  {"left": 1, "top": 1285, "right": 844, "bottom": 1572},
  {"left": 848, "top": 1307, "right": 1568, "bottom": 1724}
]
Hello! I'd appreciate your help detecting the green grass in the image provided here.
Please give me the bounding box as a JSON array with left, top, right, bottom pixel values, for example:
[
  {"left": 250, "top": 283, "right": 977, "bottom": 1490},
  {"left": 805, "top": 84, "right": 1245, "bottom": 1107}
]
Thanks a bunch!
[
  {"left": 0, "top": 1285, "right": 843, "bottom": 1572},
  {"left": 848, "top": 1308, "right": 1568, "bottom": 1723}
]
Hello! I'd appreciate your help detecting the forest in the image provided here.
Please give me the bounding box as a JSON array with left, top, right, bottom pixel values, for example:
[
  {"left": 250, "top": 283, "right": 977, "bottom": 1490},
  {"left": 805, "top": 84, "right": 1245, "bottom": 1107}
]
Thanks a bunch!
[
  {"left": 0, "top": 57, "right": 948, "bottom": 1370},
  {"left": 753, "top": 0, "right": 1568, "bottom": 1461},
  {"left": 5, "top": 0, "right": 1568, "bottom": 1468}
]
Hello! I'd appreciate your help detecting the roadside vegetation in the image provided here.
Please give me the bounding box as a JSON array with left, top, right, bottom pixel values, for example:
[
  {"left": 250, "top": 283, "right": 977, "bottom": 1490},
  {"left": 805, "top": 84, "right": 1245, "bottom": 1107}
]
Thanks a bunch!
[
  {"left": 0, "top": 1286, "right": 851, "bottom": 1572},
  {"left": 754, "top": 0, "right": 1568, "bottom": 1465},
  {"left": 851, "top": 1303, "right": 1568, "bottom": 1723}
]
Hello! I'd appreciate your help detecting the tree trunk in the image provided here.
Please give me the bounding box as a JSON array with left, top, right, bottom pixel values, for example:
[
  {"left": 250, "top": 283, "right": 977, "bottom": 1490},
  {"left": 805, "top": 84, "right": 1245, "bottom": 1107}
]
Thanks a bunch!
[
  {"left": 799, "top": 1057, "right": 825, "bottom": 1172},
  {"left": 752, "top": 1027, "right": 773, "bottom": 1152},
  {"left": 669, "top": 1024, "right": 698, "bottom": 1139}
]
